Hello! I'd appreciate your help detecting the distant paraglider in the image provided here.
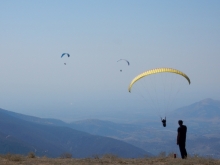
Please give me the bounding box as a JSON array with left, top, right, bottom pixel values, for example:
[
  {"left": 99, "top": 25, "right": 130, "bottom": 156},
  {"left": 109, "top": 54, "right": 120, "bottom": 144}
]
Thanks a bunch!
[
  {"left": 61, "top": 53, "right": 70, "bottom": 58},
  {"left": 117, "top": 59, "right": 130, "bottom": 72},
  {"left": 61, "top": 53, "right": 70, "bottom": 65}
]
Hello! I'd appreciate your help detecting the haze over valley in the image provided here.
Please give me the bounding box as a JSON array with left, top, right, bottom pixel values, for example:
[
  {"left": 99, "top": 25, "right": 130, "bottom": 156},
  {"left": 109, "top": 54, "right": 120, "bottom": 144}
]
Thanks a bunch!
[{"left": 1, "top": 98, "right": 220, "bottom": 158}]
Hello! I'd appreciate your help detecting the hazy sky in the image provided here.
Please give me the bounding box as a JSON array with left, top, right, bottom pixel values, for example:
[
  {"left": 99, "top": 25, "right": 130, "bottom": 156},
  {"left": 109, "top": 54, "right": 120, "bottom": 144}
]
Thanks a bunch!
[{"left": 1, "top": 1, "right": 220, "bottom": 121}]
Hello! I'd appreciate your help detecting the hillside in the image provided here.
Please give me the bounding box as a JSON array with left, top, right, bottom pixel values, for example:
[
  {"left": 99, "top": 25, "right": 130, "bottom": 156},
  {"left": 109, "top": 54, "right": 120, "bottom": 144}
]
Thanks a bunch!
[
  {"left": 64, "top": 98, "right": 220, "bottom": 157},
  {"left": 0, "top": 154, "right": 220, "bottom": 165},
  {"left": 1, "top": 98, "right": 220, "bottom": 158},
  {"left": 169, "top": 98, "right": 220, "bottom": 121},
  {"left": 0, "top": 108, "right": 151, "bottom": 158}
]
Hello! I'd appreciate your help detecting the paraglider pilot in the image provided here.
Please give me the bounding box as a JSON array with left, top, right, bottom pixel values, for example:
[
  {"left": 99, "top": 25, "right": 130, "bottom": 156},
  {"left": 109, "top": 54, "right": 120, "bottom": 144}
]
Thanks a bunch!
[{"left": 161, "top": 117, "right": 166, "bottom": 127}]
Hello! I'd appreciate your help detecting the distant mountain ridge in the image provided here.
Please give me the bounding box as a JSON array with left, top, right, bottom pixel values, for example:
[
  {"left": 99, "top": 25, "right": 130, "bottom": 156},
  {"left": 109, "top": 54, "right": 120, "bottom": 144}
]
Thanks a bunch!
[
  {"left": 1, "top": 98, "right": 220, "bottom": 158},
  {"left": 169, "top": 98, "right": 220, "bottom": 121},
  {"left": 0, "top": 108, "right": 68, "bottom": 126},
  {"left": 0, "top": 108, "right": 151, "bottom": 158},
  {"left": 61, "top": 98, "right": 220, "bottom": 157}
]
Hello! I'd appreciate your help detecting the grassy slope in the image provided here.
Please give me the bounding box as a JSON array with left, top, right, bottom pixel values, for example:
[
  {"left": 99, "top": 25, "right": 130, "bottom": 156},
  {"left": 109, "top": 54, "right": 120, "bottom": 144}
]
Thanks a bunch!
[{"left": 0, "top": 154, "right": 220, "bottom": 165}]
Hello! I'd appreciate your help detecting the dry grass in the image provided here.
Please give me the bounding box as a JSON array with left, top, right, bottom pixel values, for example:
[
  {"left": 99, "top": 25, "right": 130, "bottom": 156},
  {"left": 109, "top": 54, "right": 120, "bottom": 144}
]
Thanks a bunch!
[{"left": 0, "top": 154, "right": 219, "bottom": 165}]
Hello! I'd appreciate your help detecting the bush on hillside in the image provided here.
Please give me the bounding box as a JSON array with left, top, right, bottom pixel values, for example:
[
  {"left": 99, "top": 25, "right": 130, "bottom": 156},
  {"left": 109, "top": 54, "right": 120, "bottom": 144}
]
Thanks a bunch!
[
  {"left": 60, "top": 152, "right": 72, "bottom": 159},
  {"left": 28, "top": 152, "right": 36, "bottom": 158}
]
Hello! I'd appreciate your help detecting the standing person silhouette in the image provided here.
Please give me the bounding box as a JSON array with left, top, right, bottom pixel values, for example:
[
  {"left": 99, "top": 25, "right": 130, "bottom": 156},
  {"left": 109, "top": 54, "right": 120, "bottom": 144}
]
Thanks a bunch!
[{"left": 177, "top": 120, "right": 187, "bottom": 159}]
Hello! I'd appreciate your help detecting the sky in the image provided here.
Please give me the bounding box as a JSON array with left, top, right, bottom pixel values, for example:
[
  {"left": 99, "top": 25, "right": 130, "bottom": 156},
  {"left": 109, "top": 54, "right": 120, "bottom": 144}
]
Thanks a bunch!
[{"left": 0, "top": 0, "right": 220, "bottom": 122}]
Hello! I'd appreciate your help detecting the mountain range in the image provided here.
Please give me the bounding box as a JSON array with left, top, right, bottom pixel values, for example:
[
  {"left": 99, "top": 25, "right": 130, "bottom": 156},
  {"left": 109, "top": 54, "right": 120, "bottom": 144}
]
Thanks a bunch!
[
  {"left": 0, "top": 108, "right": 151, "bottom": 158},
  {"left": 169, "top": 98, "right": 220, "bottom": 121},
  {"left": 1, "top": 98, "right": 220, "bottom": 158},
  {"left": 67, "top": 98, "right": 220, "bottom": 157}
]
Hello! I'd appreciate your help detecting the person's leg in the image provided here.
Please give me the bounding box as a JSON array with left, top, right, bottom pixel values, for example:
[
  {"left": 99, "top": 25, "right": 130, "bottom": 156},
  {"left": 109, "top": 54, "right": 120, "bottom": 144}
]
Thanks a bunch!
[
  {"left": 179, "top": 144, "right": 184, "bottom": 159},
  {"left": 183, "top": 144, "right": 187, "bottom": 158}
]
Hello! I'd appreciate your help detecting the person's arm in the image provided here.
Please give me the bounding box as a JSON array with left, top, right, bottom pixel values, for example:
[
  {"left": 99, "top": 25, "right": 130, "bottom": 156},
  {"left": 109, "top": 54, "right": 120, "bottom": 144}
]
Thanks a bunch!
[{"left": 177, "top": 130, "right": 180, "bottom": 145}]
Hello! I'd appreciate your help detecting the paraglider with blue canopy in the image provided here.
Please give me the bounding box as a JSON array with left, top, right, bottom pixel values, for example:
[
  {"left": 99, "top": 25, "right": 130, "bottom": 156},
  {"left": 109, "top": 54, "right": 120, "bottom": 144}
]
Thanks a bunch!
[{"left": 61, "top": 53, "right": 70, "bottom": 65}]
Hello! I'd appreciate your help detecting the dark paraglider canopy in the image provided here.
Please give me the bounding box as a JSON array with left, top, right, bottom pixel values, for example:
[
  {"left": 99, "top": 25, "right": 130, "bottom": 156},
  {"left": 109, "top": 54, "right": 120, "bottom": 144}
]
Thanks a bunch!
[
  {"left": 117, "top": 59, "right": 130, "bottom": 65},
  {"left": 61, "top": 53, "right": 70, "bottom": 58},
  {"left": 117, "top": 59, "right": 130, "bottom": 72},
  {"left": 61, "top": 53, "right": 70, "bottom": 65}
]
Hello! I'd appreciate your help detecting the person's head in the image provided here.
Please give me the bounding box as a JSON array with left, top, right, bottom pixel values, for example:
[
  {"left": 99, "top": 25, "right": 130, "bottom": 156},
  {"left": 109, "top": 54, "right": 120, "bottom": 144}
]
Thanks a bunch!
[{"left": 178, "top": 120, "right": 183, "bottom": 126}]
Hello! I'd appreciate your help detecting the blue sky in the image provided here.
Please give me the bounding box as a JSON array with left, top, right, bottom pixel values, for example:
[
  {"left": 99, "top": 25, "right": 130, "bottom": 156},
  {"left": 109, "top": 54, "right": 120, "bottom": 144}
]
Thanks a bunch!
[{"left": 0, "top": 1, "right": 220, "bottom": 122}]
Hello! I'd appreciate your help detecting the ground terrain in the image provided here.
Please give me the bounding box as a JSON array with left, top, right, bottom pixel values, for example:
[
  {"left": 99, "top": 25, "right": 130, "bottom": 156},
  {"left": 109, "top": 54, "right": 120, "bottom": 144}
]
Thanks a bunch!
[{"left": 0, "top": 154, "right": 219, "bottom": 165}]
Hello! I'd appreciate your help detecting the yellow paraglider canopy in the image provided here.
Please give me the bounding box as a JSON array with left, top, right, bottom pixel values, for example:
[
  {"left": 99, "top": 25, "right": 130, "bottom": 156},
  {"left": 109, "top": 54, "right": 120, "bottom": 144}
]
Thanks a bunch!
[{"left": 128, "top": 68, "right": 190, "bottom": 92}]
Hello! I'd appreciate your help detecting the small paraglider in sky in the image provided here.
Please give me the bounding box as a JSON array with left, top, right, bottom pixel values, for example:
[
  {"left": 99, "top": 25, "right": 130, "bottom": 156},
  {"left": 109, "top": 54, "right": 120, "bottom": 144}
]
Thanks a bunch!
[
  {"left": 61, "top": 53, "right": 70, "bottom": 65},
  {"left": 61, "top": 53, "right": 70, "bottom": 58},
  {"left": 117, "top": 59, "right": 130, "bottom": 72}
]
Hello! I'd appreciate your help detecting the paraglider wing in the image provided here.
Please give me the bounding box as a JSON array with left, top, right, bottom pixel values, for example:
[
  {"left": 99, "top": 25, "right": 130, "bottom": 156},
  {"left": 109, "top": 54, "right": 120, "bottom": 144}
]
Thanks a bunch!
[
  {"left": 128, "top": 68, "right": 190, "bottom": 92},
  {"left": 61, "top": 53, "right": 70, "bottom": 58},
  {"left": 117, "top": 59, "right": 130, "bottom": 65},
  {"left": 61, "top": 53, "right": 65, "bottom": 58}
]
